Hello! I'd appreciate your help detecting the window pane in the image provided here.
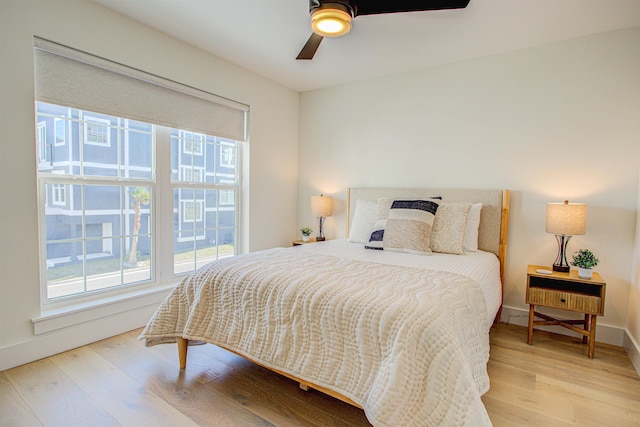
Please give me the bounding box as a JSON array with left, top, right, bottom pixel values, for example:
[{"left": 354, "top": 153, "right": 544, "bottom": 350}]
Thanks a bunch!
[
  {"left": 124, "top": 186, "right": 152, "bottom": 267},
  {"left": 171, "top": 130, "right": 214, "bottom": 183},
  {"left": 46, "top": 241, "right": 84, "bottom": 299},
  {"left": 85, "top": 237, "right": 122, "bottom": 292},
  {"left": 36, "top": 102, "right": 152, "bottom": 180},
  {"left": 43, "top": 183, "right": 153, "bottom": 299},
  {"left": 122, "top": 124, "right": 153, "bottom": 180},
  {"left": 173, "top": 187, "right": 235, "bottom": 275}
]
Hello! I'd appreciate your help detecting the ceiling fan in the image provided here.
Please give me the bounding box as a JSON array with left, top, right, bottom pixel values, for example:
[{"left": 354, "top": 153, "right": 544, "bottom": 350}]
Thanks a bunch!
[{"left": 297, "top": 0, "right": 471, "bottom": 60}]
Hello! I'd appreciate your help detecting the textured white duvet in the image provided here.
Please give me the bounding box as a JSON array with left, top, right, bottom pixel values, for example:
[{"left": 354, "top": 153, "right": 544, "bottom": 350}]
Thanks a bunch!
[{"left": 141, "top": 240, "right": 497, "bottom": 426}]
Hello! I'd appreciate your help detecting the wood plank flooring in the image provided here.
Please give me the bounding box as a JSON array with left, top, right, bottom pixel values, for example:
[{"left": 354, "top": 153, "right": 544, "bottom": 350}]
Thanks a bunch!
[{"left": 1, "top": 323, "right": 639, "bottom": 426}]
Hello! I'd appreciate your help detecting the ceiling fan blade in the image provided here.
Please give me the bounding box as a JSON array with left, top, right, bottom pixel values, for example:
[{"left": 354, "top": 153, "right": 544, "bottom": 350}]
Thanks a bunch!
[
  {"left": 296, "top": 33, "right": 324, "bottom": 60},
  {"left": 353, "top": 0, "right": 470, "bottom": 16}
]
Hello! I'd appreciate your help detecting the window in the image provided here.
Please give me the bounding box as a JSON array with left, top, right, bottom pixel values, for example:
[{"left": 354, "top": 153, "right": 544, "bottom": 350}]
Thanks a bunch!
[
  {"left": 37, "top": 121, "right": 47, "bottom": 162},
  {"left": 54, "top": 118, "right": 66, "bottom": 146},
  {"left": 182, "top": 200, "right": 203, "bottom": 222},
  {"left": 181, "top": 131, "right": 204, "bottom": 155},
  {"left": 220, "top": 190, "right": 234, "bottom": 205},
  {"left": 37, "top": 102, "right": 242, "bottom": 302},
  {"left": 51, "top": 183, "right": 66, "bottom": 205},
  {"left": 171, "top": 129, "right": 237, "bottom": 273},
  {"left": 34, "top": 38, "right": 247, "bottom": 306},
  {"left": 84, "top": 115, "right": 111, "bottom": 146},
  {"left": 180, "top": 166, "right": 204, "bottom": 183},
  {"left": 220, "top": 144, "right": 236, "bottom": 168}
]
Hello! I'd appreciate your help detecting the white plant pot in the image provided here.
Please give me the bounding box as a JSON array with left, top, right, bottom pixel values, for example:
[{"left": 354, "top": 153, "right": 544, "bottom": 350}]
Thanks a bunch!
[
  {"left": 578, "top": 267, "right": 593, "bottom": 279},
  {"left": 302, "top": 235, "right": 310, "bottom": 242}
]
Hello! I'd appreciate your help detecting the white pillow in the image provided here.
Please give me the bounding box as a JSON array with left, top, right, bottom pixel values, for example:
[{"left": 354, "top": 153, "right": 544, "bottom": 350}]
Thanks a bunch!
[
  {"left": 464, "top": 203, "right": 482, "bottom": 252},
  {"left": 348, "top": 199, "right": 378, "bottom": 244}
]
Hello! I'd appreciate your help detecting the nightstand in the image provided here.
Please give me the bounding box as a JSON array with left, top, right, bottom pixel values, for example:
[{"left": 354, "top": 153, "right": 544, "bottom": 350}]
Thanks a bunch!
[
  {"left": 292, "top": 238, "right": 317, "bottom": 246},
  {"left": 526, "top": 265, "right": 606, "bottom": 358}
]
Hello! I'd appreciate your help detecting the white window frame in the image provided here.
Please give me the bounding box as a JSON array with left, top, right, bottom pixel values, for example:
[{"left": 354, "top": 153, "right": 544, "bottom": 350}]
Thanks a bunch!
[{"left": 83, "top": 115, "right": 111, "bottom": 147}]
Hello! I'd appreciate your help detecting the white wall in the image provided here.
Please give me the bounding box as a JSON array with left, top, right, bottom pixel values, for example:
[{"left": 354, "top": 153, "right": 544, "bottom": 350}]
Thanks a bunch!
[
  {"left": 0, "top": 0, "right": 299, "bottom": 370},
  {"left": 625, "top": 171, "right": 640, "bottom": 373},
  {"left": 299, "top": 28, "right": 640, "bottom": 344}
]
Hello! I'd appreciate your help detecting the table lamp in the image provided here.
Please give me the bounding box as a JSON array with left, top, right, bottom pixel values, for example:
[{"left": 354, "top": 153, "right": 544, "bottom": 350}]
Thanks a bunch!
[
  {"left": 546, "top": 200, "right": 587, "bottom": 272},
  {"left": 311, "top": 194, "right": 332, "bottom": 241}
]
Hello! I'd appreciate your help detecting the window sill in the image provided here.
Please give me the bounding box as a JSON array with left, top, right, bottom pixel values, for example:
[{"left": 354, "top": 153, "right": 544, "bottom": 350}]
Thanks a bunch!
[{"left": 32, "top": 283, "right": 176, "bottom": 335}]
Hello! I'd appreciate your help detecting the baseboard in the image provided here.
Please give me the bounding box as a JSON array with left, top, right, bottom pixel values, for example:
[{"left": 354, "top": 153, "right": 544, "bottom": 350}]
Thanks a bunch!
[
  {"left": 0, "top": 305, "right": 158, "bottom": 372},
  {"left": 500, "top": 305, "right": 625, "bottom": 347},
  {"left": 623, "top": 329, "right": 640, "bottom": 377}
]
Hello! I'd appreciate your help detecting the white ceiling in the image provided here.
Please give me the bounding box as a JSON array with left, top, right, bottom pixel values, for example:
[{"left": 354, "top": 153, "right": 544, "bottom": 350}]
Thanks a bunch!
[{"left": 94, "top": 0, "right": 640, "bottom": 92}]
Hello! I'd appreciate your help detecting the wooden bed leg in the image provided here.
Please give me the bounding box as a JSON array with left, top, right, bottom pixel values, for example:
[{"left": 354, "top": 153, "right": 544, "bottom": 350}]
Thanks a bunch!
[
  {"left": 177, "top": 337, "right": 188, "bottom": 369},
  {"left": 299, "top": 383, "right": 309, "bottom": 391}
]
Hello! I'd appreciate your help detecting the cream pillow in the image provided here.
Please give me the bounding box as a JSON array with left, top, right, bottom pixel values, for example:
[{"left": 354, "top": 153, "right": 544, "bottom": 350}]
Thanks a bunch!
[
  {"left": 430, "top": 202, "right": 472, "bottom": 255},
  {"left": 383, "top": 199, "right": 440, "bottom": 255},
  {"left": 464, "top": 203, "right": 482, "bottom": 252},
  {"left": 348, "top": 199, "right": 378, "bottom": 244}
]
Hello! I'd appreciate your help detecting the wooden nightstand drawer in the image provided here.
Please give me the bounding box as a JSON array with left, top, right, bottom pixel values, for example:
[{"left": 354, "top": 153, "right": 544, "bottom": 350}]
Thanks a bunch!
[{"left": 527, "top": 287, "right": 602, "bottom": 315}]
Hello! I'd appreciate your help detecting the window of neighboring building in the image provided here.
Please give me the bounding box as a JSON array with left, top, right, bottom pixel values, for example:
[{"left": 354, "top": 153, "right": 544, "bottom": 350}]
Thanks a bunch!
[
  {"left": 181, "top": 130, "right": 204, "bottom": 155},
  {"left": 54, "top": 118, "right": 66, "bottom": 146},
  {"left": 51, "top": 183, "right": 66, "bottom": 205},
  {"left": 84, "top": 115, "right": 111, "bottom": 146},
  {"left": 220, "top": 189, "right": 234, "bottom": 205},
  {"left": 37, "top": 121, "right": 47, "bottom": 162},
  {"left": 220, "top": 144, "right": 236, "bottom": 168}
]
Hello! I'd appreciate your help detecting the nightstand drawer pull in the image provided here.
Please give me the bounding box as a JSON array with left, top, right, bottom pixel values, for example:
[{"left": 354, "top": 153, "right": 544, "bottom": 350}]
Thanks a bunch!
[{"left": 560, "top": 298, "right": 566, "bottom": 303}]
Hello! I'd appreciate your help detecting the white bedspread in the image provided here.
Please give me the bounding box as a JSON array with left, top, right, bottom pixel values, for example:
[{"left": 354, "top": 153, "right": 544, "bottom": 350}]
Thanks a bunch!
[
  {"left": 141, "top": 242, "right": 494, "bottom": 426},
  {"left": 299, "top": 239, "right": 502, "bottom": 331}
]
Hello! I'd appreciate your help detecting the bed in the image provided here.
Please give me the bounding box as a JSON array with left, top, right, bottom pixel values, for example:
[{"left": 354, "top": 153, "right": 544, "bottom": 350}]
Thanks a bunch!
[{"left": 140, "top": 187, "right": 510, "bottom": 427}]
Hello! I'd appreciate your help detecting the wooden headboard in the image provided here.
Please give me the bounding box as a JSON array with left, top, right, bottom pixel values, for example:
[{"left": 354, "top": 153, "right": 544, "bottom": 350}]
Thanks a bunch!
[{"left": 347, "top": 188, "right": 511, "bottom": 284}]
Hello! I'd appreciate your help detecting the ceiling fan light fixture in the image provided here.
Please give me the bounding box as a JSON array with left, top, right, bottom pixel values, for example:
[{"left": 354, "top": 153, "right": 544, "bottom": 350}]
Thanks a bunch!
[{"left": 311, "top": 6, "right": 352, "bottom": 37}]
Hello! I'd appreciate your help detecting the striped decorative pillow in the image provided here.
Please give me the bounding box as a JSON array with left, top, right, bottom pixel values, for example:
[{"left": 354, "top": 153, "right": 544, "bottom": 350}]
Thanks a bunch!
[{"left": 383, "top": 199, "right": 440, "bottom": 254}]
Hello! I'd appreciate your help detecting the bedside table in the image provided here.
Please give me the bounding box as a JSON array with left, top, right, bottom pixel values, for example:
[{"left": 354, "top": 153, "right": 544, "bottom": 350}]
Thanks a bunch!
[
  {"left": 292, "top": 238, "right": 317, "bottom": 246},
  {"left": 526, "top": 264, "right": 606, "bottom": 358}
]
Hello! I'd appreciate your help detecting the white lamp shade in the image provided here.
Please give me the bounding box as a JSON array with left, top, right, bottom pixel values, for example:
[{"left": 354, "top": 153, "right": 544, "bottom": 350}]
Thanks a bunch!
[
  {"left": 311, "top": 195, "right": 332, "bottom": 217},
  {"left": 546, "top": 201, "right": 587, "bottom": 235}
]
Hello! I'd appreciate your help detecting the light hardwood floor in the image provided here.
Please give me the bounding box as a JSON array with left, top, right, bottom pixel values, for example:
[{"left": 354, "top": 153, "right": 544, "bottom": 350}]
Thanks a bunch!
[{"left": 1, "top": 323, "right": 639, "bottom": 426}]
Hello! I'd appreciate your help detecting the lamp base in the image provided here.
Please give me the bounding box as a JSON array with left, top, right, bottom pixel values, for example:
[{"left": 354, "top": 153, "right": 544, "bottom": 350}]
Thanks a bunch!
[
  {"left": 552, "top": 264, "right": 570, "bottom": 273},
  {"left": 316, "top": 237, "right": 326, "bottom": 242},
  {"left": 552, "top": 234, "right": 572, "bottom": 273}
]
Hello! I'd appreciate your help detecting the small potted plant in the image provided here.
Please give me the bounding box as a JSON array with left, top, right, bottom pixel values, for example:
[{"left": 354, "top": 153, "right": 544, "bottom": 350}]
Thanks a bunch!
[
  {"left": 571, "top": 249, "right": 599, "bottom": 279},
  {"left": 300, "top": 226, "right": 313, "bottom": 242}
]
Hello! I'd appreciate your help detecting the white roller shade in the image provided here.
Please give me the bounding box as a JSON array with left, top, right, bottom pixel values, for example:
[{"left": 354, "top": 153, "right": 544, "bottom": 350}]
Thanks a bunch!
[{"left": 34, "top": 38, "right": 248, "bottom": 142}]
